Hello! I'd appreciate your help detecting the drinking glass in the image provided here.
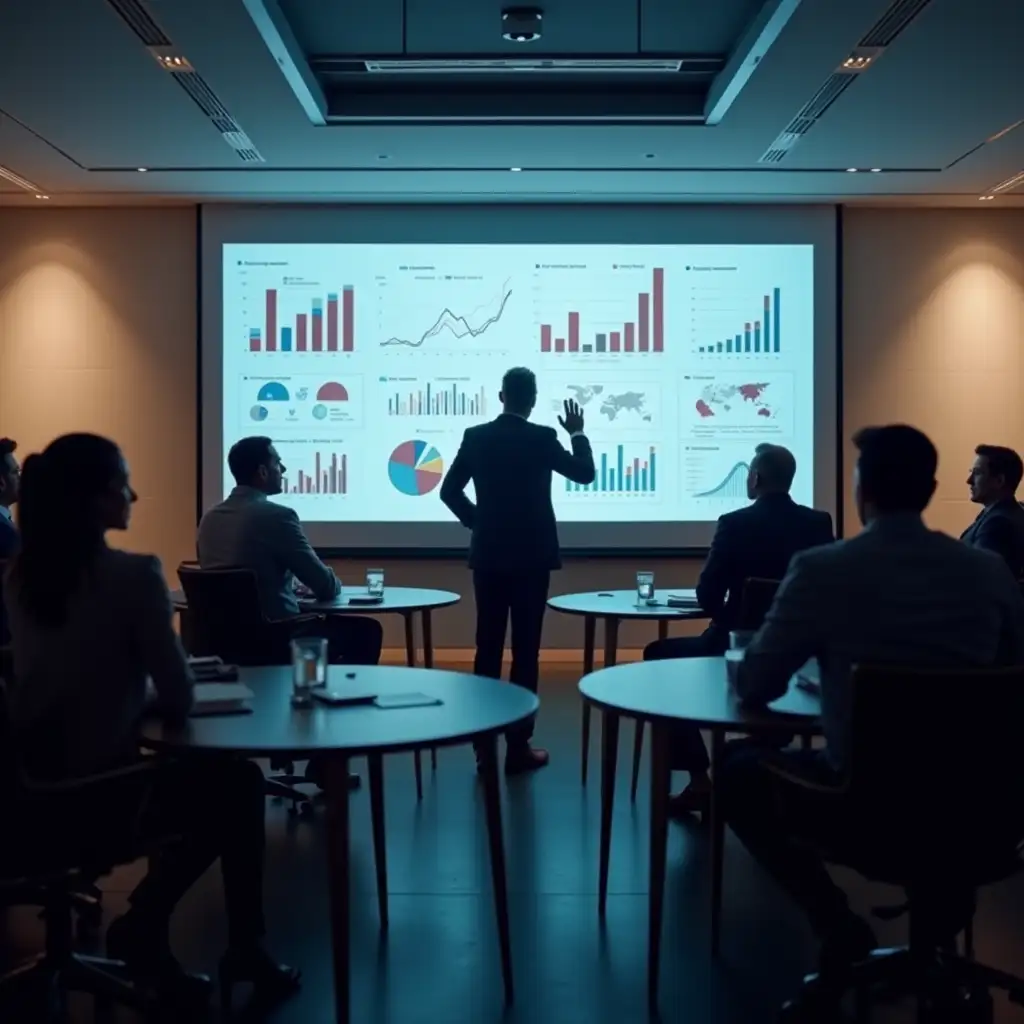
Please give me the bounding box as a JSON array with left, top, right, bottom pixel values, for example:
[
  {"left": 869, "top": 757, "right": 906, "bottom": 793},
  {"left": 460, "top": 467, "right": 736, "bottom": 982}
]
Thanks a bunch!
[
  {"left": 291, "top": 637, "right": 328, "bottom": 707},
  {"left": 725, "top": 630, "right": 755, "bottom": 686},
  {"left": 366, "top": 567, "right": 385, "bottom": 597},
  {"left": 636, "top": 570, "right": 655, "bottom": 602}
]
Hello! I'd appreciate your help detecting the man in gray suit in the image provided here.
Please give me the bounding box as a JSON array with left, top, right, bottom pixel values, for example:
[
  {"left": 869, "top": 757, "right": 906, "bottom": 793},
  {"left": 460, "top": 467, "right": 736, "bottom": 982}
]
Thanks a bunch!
[
  {"left": 198, "top": 436, "right": 382, "bottom": 665},
  {"left": 720, "top": 424, "right": 1024, "bottom": 975},
  {"left": 961, "top": 443, "right": 1024, "bottom": 579}
]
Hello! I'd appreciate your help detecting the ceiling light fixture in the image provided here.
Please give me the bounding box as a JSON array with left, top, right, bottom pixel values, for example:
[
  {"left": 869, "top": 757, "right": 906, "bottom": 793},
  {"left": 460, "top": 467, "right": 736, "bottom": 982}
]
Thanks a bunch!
[
  {"left": 837, "top": 47, "right": 882, "bottom": 74},
  {"left": 510, "top": 167, "right": 522, "bottom": 172},
  {"left": 870, "top": 168, "right": 881, "bottom": 172},
  {"left": 137, "top": 167, "right": 148, "bottom": 172},
  {"left": 148, "top": 48, "right": 195, "bottom": 73},
  {"left": 979, "top": 195, "right": 995, "bottom": 201},
  {"left": 35, "top": 194, "right": 49, "bottom": 200},
  {"left": 846, "top": 167, "right": 858, "bottom": 172},
  {"left": 0, "top": 163, "right": 44, "bottom": 193},
  {"left": 501, "top": 7, "right": 543, "bottom": 43}
]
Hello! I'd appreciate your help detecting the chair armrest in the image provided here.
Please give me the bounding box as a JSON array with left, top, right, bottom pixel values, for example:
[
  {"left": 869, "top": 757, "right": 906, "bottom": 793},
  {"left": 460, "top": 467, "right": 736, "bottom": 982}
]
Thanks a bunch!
[
  {"left": 20, "top": 759, "right": 156, "bottom": 797},
  {"left": 758, "top": 750, "right": 850, "bottom": 796}
]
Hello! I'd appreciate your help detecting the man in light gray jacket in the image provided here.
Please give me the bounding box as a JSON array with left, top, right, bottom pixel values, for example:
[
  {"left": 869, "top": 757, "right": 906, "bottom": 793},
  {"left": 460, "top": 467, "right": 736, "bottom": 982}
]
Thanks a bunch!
[{"left": 198, "top": 436, "right": 382, "bottom": 665}]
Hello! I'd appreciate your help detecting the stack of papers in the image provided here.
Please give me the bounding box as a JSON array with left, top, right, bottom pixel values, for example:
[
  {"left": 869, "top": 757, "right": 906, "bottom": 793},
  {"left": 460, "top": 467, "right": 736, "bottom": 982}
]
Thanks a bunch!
[{"left": 191, "top": 683, "right": 254, "bottom": 716}]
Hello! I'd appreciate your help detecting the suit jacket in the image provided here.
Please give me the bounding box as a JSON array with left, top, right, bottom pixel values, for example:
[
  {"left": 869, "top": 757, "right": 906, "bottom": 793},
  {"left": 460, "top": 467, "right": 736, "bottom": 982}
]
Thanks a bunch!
[
  {"left": 960, "top": 498, "right": 1024, "bottom": 580},
  {"left": 0, "top": 509, "right": 17, "bottom": 560},
  {"left": 440, "top": 414, "right": 596, "bottom": 571},
  {"left": 696, "top": 493, "right": 835, "bottom": 645},
  {"left": 197, "top": 486, "right": 339, "bottom": 620},
  {"left": 736, "top": 514, "right": 1024, "bottom": 772}
]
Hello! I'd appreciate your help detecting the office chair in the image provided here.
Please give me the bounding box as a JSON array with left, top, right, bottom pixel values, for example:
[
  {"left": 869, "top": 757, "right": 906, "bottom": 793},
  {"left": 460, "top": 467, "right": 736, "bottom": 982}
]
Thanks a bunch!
[
  {"left": 769, "top": 664, "right": 1024, "bottom": 1023},
  {"left": 177, "top": 565, "right": 322, "bottom": 815},
  {"left": 0, "top": 685, "right": 169, "bottom": 1021}
]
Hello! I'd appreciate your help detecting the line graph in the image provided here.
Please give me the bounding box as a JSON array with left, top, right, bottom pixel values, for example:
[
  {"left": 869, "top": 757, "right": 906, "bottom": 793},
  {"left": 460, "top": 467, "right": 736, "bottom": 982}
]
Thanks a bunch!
[
  {"left": 379, "top": 279, "right": 513, "bottom": 349},
  {"left": 693, "top": 461, "right": 750, "bottom": 499}
]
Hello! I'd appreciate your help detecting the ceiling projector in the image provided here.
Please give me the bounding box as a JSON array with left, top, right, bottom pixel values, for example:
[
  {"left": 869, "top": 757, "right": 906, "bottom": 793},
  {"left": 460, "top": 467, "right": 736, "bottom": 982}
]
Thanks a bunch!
[{"left": 502, "top": 7, "right": 543, "bottom": 42}]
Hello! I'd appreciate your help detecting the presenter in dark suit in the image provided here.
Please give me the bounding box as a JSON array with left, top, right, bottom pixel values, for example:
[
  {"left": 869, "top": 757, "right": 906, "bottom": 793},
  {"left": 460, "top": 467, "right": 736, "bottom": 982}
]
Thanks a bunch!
[
  {"left": 440, "top": 367, "right": 595, "bottom": 774},
  {"left": 962, "top": 444, "right": 1024, "bottom": 579},
  {"left": 643, "top": 443, "right": 834, "bottom": 815},
  {"left": 0, "top": 437, "right": 20, "bottom": 559}
]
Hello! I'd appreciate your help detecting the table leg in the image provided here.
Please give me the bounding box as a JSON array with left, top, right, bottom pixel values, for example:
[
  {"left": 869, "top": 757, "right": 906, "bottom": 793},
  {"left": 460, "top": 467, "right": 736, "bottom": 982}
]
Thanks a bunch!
[
  {"left": 580, "top": 615, "right": 597, "bottom": 786},
  {"left": 478, "top": 733, "right": 514, "bottom": 1006},
  {"left": 710, "top": 730, "right": 726, "bottom": 957},
  {"left": 367, "top": 753, "right": 389, "bottom": 933},
  {"left": 647, "top": 722, "right": 672, "bottom": 1011},
  {"left": 421, "top": 611, "right": 438, "bottom": 770},
  {"left": 598, "top": 709, "right": 620, "bottom": 918},
  {"left": 404, "top": 613, "right": 425, "bottom": 798},
  {"left": 324, "top": 755, "right": 352, "bottom": 1024}
]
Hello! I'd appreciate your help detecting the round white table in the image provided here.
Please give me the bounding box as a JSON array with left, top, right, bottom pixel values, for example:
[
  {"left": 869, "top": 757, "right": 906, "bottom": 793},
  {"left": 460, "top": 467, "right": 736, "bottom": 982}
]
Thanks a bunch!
[
  {"left": 579, "top": 657, "right": 820, "bottom": 1008},
  {"left": 547, "top": 589, "right": 710, "bottom": 792}
]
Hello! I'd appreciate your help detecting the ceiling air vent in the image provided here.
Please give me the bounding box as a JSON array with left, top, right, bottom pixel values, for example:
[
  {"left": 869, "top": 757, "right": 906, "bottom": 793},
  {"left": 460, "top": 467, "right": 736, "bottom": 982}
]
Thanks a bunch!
[
  {"left": 364, "top": 58, "right": 683, "bottom": 74},
  {"left": 104, "top": 0, "right": 170, "bottom": 46},
  {"left": 103, "top": 0, "right": 264, "bottom": 164},
  {"left": 988, "top": 170, "right": 1024, "bottom": 195},
  {"left": 758, "top": 0, "right": 935, "bottom": 163}
]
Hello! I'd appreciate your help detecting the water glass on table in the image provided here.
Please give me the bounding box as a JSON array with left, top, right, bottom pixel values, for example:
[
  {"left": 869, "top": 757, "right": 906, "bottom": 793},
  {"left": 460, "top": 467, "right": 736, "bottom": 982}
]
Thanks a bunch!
[
  {"left": 636, "top": 570, "right": 655, "bottom": 603},
  {"left": 725, "top": 630, "right": 755, "bottom": 686},
  {"left": 291, "top": 637, "right": 328, "bottom": 707},
  {"left": 366, "top": 567, "right": 385, "bottom": 597}
]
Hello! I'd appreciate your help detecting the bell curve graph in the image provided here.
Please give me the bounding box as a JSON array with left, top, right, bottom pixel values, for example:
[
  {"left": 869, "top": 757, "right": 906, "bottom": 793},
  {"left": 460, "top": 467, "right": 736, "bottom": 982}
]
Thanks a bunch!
[
  {"left": 694, "top": 461, "right": 750, "bottom": 499},
  {"left": 388, "top": 440, "right": 444, "bottom": 496}
]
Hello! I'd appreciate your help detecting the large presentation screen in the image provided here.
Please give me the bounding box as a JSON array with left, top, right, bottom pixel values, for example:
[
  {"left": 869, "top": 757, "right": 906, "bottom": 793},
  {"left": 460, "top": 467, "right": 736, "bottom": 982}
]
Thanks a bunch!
[{"left": 201, "top": 208, "right": 837, "bottom": 552}]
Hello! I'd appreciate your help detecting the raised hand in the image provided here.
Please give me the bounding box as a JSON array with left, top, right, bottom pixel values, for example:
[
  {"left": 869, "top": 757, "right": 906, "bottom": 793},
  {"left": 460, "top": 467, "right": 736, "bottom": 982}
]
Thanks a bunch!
[{"left": 558, "top": 399, "right": 585, "bottom": 436}]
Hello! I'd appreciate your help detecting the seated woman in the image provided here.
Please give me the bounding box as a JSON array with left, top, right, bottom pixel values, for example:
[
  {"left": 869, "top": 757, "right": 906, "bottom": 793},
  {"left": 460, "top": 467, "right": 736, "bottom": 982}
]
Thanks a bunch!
[{"left": 2, "top": 432, "right": 300, "bottom": 1010}]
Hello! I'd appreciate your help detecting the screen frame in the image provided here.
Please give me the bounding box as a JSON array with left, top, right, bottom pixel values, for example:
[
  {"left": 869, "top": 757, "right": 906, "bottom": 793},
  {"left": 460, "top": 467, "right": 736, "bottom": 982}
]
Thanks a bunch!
[{"left": 197, "top": 203, "right": 841, "bottom": 558}]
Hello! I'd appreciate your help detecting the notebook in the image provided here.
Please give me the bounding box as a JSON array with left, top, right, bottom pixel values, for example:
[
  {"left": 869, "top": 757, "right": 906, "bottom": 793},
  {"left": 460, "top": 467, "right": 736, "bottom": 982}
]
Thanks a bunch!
[{"left": 191, "top": 683, "right": 255, "bottom": 716}]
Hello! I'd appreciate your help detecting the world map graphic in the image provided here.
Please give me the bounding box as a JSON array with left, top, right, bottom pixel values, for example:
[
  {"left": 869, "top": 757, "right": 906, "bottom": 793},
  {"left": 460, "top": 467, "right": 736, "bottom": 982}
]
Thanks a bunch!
[
  {"left": 695, "top": 382, "right": 773, "bottom": 420},
  {"left": 555, "top": 385, "right": 653, "bottom": 423}
]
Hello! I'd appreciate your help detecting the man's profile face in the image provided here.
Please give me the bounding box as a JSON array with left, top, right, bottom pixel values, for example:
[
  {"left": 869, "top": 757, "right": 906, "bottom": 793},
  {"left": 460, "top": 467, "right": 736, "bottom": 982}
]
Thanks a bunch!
[
  {"left": 0, "top": 452, "right": 20, "bottom": 506},
  {"left": 259, "top": 445, "right": 285, "bottom": 496},
  {"left": 966, "top": 455, "right": 1000, "bottom": 506}
]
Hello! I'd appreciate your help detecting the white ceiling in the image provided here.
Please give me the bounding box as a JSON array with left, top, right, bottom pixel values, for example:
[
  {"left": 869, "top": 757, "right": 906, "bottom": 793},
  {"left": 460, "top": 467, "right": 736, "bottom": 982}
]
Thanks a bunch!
[{"left": 0, "top": 0, "right": 1021, "bottom": 205}]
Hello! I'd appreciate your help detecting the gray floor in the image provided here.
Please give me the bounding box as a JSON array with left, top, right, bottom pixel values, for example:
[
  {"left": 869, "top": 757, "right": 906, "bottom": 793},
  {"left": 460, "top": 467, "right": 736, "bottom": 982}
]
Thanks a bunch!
[{"left": 3, "top": 666, "right": 1024, "bottom": 1023}]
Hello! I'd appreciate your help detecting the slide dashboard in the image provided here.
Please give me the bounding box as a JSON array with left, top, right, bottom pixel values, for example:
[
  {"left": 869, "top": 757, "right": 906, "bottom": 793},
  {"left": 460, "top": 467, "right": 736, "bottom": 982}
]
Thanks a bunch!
[{"left": 221, "top": 243, "right": 815, "bottom": 527}]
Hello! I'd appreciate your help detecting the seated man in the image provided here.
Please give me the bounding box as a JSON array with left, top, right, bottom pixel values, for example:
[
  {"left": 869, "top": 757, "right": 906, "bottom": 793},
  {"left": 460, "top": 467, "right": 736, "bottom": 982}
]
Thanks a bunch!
[
  {"left": 643, "top": 443, "right": 834, "bottom": 815},
  {"left": 197, "top": 436, "right": 382, "bottom": 666},
  {"left": 0, "top": 436, "right": 19, "bottom": 559},
  {"left": 962, "top": 443, "right": 1024, "bottom": 579},
  {"left": 722, "top": 424, "right": 1024, "bottom": 975}
]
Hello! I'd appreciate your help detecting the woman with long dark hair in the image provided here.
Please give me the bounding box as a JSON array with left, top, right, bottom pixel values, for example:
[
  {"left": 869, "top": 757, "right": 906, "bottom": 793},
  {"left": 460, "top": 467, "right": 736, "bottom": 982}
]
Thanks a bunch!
[{"left": 3, "top": 433, "right": 300, "bottom": 1010}]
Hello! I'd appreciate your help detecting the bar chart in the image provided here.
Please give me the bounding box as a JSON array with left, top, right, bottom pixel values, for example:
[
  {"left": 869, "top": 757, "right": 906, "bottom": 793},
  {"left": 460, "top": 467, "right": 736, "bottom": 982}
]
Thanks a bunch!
[
  {"left": 540, "top": 267, "right": 665, "bottom": 356},
  {"left": 280, "top": 450, "right": 348, "bottom": 495},
  {"left": 565, "top": 445, "right": 658, "bottom": 495},
  {"left": 248, "top": 286, "right": 356, "bottom": 353},
  {"left": 385, "top": 380, "right": 487, "bottom": 418},
  {"left": 696, "top": 287, "right": 781, "bottom": 355}
]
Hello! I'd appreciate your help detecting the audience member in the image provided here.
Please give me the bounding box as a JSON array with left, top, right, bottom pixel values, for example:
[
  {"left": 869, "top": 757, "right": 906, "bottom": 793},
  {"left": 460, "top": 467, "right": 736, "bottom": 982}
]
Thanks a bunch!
[
  {"left": 0, "top": 437, "right": 19, "bottom": 558},
  {"left": 197, "top": 436, "right": 382, "bottom": 665},
  {"left": 962, "top": 443, "right": 1024, "bottom": 578},
  {"left": 2, "top": 433, "right": 299, "bottom": 1007},
  {"left": 720, "top": 424, "right": 1024, "bottom": 975},
  {"left": 643, "top": 443, "right": 834, "bottom": 816},
  {"left": 440, "top": 367, "right": 595, "bottom": 774}
]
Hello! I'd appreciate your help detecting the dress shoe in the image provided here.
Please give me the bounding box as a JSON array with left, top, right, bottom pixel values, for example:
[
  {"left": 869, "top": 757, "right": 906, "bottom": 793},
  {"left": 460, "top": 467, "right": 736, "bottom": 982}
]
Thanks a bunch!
[
  {"left": 504, "top": 747, "right": 550, "bottom": 776},
  {"left": 218, "top": 945, "right": 301, "bottom": 1014}
]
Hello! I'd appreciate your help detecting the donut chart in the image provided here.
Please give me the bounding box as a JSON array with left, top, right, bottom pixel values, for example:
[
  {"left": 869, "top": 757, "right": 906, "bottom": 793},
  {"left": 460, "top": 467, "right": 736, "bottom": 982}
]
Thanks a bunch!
[{"left": 388, "top": 439, "right": 444, "bottom": 496}]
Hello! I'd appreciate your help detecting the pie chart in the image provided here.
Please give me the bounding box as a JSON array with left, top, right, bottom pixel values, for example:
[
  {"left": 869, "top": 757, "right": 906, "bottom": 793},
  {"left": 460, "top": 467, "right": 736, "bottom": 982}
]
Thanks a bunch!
[{"left": 388, "top": 440, "right": 444, "bottom": 496}]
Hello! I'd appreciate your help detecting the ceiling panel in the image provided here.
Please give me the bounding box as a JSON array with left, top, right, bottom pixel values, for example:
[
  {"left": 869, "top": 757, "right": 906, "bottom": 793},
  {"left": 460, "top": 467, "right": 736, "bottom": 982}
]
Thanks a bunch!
[{"left": 280, "top": 0, "right": 406, "bottom": 56}]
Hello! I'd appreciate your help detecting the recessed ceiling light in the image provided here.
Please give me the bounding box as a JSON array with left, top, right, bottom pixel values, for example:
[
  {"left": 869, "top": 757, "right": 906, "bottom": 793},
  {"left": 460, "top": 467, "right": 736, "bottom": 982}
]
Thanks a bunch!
[
  {"left": 846, "top": 168, "right": 858, "bottom": 172},
  {"left": 137, "top": 167, "right": 148, "bottom": 173},
  {"left": 870, "top": 168, "right": 881, "bottom": 173},
  {"left": 148, "top": 48, "right": 194, "bottom": 73},
  {"left": 34, "top": 194, "right": 48, "bottom": 200},
  {"left": 510, "top": 167, "right": 522, "bottom": 172},
  {"left": 979, "top": 195, "right": 995, "bottom": 201}
]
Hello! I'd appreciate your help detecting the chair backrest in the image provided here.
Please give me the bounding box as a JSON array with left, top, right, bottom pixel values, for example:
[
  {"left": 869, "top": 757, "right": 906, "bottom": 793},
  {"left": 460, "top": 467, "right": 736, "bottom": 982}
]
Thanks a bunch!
[
  {"left": 847, "top": 664, "right": 1024, "bottom": 857},
  {"left": 177, "top": 565, "right": 282, "bottom": 664},
  {"left": 736, "top": 577, "right": 781, "bottom": 631}
]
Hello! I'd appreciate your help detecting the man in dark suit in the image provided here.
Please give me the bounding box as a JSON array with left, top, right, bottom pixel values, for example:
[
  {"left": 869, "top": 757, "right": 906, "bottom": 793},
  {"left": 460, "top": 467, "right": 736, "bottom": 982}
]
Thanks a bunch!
[
  {"left": 962, "top": 444, "right": 1024, "bottom": 579},
  {"left": 643, "top": 442, "right": 834, "bottom": 816},
  {"left": 440, "top": 367, "right": 595, "bottom": 774},
  {"left": 0, "top": 437, "right": 20, "bottom": 559}
]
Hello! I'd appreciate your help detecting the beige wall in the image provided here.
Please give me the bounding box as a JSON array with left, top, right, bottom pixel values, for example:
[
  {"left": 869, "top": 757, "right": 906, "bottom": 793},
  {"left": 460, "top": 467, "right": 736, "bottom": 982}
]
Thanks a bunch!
[
  {"left": 3, "top": 205, "right": 1024, "bottom": 652},
  {"left": 842, "top": 208, "right": 1024, "bottom": 536}
]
